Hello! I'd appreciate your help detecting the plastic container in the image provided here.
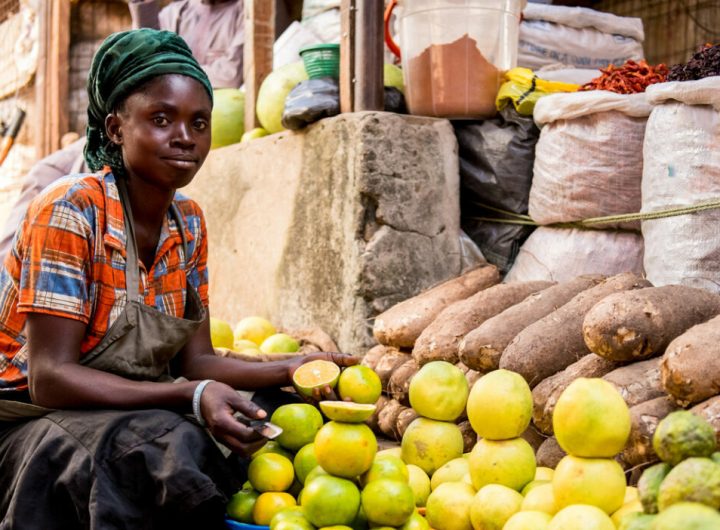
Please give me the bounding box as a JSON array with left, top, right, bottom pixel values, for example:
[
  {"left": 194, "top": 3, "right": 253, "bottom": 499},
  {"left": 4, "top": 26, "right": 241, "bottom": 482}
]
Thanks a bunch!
[
  {"left": 385, "top": 0, "right": 526, "bottom": 119},
  {"left": 225, "top": 518, "right": 269, "bottom": 530},
  {"left": 300, "top": 43, "right": 340, "bottom": 80}
]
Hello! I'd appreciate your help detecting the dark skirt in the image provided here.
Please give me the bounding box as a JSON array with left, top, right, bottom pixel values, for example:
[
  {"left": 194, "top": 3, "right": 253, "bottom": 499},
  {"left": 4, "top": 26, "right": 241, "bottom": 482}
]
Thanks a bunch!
[{"left": 0, "top": 408, "right": 240, "bottom": 530}]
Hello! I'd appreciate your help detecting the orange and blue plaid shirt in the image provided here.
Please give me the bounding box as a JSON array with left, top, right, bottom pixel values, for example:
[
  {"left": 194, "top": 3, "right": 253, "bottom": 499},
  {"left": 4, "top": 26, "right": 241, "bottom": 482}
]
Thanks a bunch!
[{"left": 0, "top": 170, "right": 209, "bottom": 391}]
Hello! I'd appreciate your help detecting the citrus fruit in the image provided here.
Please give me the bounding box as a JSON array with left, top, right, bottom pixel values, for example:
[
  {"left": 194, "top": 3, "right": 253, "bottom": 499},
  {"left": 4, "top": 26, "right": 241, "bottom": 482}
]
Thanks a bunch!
[
  {"left": 652, "top": 410, "right": 717, "bottom": 466},
  {"left": 320, "top": 401, "right": 377, "bottom": 423},
  {"left": 235, "top": 338, "right": 262, "bottom": 353},
  {"left": 406, "top": 464, "right": 431, "bottom": 507},
  {"left": 320, "top": 527, "right": 353, "bottom": 530},
  {"left": 253, "top": 492, "right": 297, "bottom": 525},
  {"left": 270, "top": 507, "right": 308, "bottom": 528},
  {"left": 552, "top": 378, "right": 630, "bottom": 458},
  {"left": 271, "top": 403, "right": 324, "bottom": 451},
  {"left": 351, "top": 506, "right": 369, "bottom": 530},
  {"left": 301, "top": 475, "right": 361, "bottom": 527},
  {"left": 652, "top": 501, "right": 720, "bottom": 529},
  {"left": 235, "top": 316, "right": 276, "bottom": 346},
  {"left": 624, "top": 486, "right": 639, "bottom": 504},
  {"left": 522, "top": 483, "right": 559, "bottom": 515},
  {"left": 294, "top": 443, "right": 319, "bottom": 485},
  {"left": 314, "top": 421, "right": 377, "bottom": 478},
  {"left": 256, "top": 61, "right": 308, "bottom": 134},
  {"left": 617, "top": 513, "right": 656, "bottom": 530},
  {"left": 401, "top": 418, "right": 464, "bottom": 476},
  {"left": 242, "top": 127, "right": 270, "bottom": 142},
  {"left": 272, "top": 517, "right": 315, "bottom": 530},
  {"left": 248, "top": 453, "right": 295, "bottom": 492},
  {"left": 430, "top": 457, "right": 469, "bottom": 491},
  {"left": 548, "top": 505, "right": 614, "bottom": 530},
  {"left": 657, "top": 457, "right": 720, "bottom": 510},
  {"left": 384, "top": 64, "right": 405, "bottom": 93},
  {"left": 261, "top": 333, "right": 300, "bottom": 354},
  {"left": 470, "top": 484, "right": 523, "bottom": 530},
  {"left": 210, "top": 317, "right": 234, "bottom": 349},
  {"left": 227, "top": 488, "right": 260, "bottom": 523},
  {"left": 425, "top": 482, "right": 475, "bottom": 530},
  {"left": 552, "top": 455, "right": 626, "bottom": 514},
  {"left": 468, "top": 438, "right": 536, "bottom": 492},
  {"left": 304, "top": 465, "right": 329, "bottom": 485},
  {"left": 611, "top": 499, "right": 643, "bottom": 527},
  {"left": 535, "top": 467, "right": 555, "bottom": 481},
  {"left": 293, "top": 360, "right": 341, "bottom": 398},
  {"left": 337, "top": 365, "right": 382, "bottom": 404},
  {"left": 637, "top": 462, "right": 671, "bottom": 514},
  {"left": 376, "top": 447, "right": 402, "bottom": 459},
  {"left": 362, "top": 454, "right": 408, "bottom": 485},
  {"left": 361, "top": 479, "right": 416, "bottom": 527},
  {"left": 503, "top": 511, "right": 552, "bottom": 530},
  {"left": 210, "top": 88, "right": 245, "bottom": 149},
  {"left": 408, "top": 361, "right": 469, "bottom": 422},
  {"left": 522, "top": 480, "right": 550, "bottom": 496},
  {"left": 399, "top": 510, "right": 429, "bottom": 530},
  {"left": 252, "top": 440, "right": 294, "bottom": 461},
  {"left": 466, "top": 370, "right": 532, "bottom": 440}
]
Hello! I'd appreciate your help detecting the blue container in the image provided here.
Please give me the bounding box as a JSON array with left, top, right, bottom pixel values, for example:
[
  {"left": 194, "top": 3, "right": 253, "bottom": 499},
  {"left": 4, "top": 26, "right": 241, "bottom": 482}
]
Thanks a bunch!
[{"left": 225, "top": 518, "right": 270, "bottom": 530}]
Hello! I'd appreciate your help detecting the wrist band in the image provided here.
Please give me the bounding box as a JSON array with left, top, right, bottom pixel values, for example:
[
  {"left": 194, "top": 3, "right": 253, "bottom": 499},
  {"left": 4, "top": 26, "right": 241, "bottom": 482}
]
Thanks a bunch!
[{"left": 192, "top": 379, "right": 214, "bottom": 427}]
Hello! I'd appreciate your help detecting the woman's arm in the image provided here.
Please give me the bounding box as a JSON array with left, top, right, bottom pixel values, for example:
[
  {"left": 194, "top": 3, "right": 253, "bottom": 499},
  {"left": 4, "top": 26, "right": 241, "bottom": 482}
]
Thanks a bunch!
[{"left": 26, "top": 313, "right": 267, "bottom": 455}]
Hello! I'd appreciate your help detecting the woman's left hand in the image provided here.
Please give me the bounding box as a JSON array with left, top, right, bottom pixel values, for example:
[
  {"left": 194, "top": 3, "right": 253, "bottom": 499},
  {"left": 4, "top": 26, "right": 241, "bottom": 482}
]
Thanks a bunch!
[{"left": 287, "top": 352, "right": 360, "bottom": 402}]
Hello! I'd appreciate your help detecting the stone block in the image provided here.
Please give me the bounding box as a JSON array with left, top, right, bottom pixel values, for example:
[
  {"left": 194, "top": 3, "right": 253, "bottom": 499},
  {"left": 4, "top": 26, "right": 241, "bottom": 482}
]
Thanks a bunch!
[{"left": 185, "top": 111, "right": 460, "bottom": 354}]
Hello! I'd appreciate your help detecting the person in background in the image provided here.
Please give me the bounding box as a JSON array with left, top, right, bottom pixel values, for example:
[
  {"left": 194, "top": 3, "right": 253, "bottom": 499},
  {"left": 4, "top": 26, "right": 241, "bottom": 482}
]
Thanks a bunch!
[{"left": 0, "top": 28, "right": 353, "bottom": 527}]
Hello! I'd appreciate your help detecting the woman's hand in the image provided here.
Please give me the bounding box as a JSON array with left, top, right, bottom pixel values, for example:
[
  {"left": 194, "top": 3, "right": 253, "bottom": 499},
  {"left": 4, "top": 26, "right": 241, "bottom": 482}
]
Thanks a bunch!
[
  {"left": 287, "top": 352, "right": 361, "bottom": 402},
  {"left": 199, "top": 381, "right": 268, "bottom": 456}
]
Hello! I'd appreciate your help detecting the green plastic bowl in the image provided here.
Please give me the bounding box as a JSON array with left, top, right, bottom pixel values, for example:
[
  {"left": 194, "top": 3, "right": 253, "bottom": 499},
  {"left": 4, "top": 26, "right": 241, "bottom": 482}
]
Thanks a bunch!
[{"left": 300, "top": 43, "right": 340, "bottom": 80}]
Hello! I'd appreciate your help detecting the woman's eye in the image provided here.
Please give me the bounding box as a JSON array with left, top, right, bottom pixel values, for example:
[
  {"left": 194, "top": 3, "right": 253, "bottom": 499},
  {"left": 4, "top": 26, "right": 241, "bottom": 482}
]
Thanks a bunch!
[{"left": 153, "top": 116, "right": 169, "bottom": 126}]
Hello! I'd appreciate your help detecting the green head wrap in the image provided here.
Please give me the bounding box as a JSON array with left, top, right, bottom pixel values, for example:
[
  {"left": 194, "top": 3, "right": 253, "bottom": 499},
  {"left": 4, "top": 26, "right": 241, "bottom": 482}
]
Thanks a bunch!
[{"left": 84, "top": 28, "right": 213, "bottom": 175}]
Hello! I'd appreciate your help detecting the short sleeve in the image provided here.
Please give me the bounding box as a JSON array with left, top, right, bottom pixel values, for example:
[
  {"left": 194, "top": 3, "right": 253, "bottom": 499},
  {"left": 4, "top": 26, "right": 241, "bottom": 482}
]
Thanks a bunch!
[
  {"left": 183, "top": 204, "right": 209, "bottom": 308},
  {"left": 16, "top": 199, "right": 93, "bottom": 323}
]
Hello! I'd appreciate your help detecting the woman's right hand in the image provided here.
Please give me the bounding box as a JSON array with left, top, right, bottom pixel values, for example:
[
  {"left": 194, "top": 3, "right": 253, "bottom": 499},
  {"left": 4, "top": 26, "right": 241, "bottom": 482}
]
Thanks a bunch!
[{"left": 199, "top": 381, "right": 268, "bottom": 456}]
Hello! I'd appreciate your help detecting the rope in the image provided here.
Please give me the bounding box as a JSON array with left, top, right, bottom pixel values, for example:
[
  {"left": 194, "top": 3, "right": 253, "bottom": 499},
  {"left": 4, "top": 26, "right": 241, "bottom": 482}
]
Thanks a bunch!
[{"left": 469, "top": 198, "right": 720, "bottom": 229}]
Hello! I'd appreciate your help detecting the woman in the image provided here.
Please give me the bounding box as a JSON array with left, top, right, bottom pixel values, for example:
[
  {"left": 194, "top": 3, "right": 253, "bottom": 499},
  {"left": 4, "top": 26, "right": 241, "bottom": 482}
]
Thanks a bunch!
[{"left": 0, "top": 29, "right": 354, "bottom": 528}]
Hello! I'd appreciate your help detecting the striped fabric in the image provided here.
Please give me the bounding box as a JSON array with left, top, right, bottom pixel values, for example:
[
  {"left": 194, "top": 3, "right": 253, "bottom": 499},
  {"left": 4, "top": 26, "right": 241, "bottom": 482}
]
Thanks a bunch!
[{"left": 0, "top": 170, "right": 209, "bottom": 391}]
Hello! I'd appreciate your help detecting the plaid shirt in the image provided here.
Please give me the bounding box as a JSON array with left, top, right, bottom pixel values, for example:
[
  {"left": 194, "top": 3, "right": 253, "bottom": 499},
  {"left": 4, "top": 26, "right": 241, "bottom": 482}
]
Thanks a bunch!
[{"left": 0, "top": 171, "right": 209, "bottom": 391}]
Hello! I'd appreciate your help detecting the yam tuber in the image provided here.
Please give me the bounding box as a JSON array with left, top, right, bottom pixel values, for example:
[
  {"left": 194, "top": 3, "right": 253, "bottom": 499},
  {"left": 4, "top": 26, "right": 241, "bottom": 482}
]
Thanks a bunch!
[
  {"left": 388, "top": 359, "right": 420, "bottom": 406},
  {"left": 603, "top": 358, "right": 665, "bottom": 408},
  {"left": 622, "top": 397, "right": 679, "bottom": 468}
]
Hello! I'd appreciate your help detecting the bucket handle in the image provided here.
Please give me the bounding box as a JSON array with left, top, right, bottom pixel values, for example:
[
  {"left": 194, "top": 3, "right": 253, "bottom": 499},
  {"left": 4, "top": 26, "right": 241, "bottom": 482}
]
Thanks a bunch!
[{"left": 384, "top": 0, "right": 401, "bottom": 60}]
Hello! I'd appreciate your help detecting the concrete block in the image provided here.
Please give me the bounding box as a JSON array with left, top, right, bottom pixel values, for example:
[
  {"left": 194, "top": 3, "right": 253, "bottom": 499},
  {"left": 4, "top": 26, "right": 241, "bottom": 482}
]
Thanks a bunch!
[{"left": 185, "top": 111, "right": 460, "bottom": 354}]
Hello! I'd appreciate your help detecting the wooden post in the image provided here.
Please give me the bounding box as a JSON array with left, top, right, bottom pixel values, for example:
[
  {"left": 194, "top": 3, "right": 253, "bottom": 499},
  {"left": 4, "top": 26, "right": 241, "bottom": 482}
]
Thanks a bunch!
[
  {"left": 244, "top": 0, "right": 276, "bottom": 133},
  {"left": 353, "top": 0, "right": 384, "bottom": 111},
  {"left": 339, "top": 0, "right": 356, "bottom": 113},
  {"left": 35, "top": 0, "right": 70, "bottom": 158}
]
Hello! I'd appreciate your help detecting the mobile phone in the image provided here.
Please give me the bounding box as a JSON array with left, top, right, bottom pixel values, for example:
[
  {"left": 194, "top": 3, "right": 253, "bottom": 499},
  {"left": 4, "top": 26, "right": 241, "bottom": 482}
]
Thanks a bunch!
[{"left": 249, "top": 420, "right": 283, "bottom": 440}]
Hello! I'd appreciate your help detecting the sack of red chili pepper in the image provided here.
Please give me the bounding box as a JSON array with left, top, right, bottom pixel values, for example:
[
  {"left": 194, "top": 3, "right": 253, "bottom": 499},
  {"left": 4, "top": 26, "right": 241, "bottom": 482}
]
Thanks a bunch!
[{"left": 579, "top": 60, "right": 669, "bottom": 94}]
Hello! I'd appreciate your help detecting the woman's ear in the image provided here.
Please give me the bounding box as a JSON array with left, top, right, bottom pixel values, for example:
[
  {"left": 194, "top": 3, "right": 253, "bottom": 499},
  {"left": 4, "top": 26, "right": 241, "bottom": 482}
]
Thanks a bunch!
[{"left": 105, "top": 113, "right": 123, "bottom": 146}]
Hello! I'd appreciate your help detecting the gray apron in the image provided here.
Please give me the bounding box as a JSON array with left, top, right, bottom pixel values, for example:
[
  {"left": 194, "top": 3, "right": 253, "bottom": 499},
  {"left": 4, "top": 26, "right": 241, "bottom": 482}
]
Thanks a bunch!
[{"left": 0, "top": 178, "right": 206, "bottom": 421}]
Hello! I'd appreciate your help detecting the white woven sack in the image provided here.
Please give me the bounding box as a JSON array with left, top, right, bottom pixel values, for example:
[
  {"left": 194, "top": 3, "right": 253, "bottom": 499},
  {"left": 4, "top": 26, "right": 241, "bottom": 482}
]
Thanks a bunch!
[
  {"left": 642, "top": 78, "right": 720, "bottom": 292},
  {"left": 519, "top": 4, "right": 644, "bottom": 70},
  {"left": 505, "top": 227, "right": 644, "bottom": 283},
  {"left": 529, "top": 92, "right": 651, "bottom": 229}
]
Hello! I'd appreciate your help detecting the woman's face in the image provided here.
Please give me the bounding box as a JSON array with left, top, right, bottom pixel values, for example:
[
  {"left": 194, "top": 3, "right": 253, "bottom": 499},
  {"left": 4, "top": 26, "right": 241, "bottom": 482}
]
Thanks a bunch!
[{"left": 108, "top": 74, "right": 213, "bottom": 190}]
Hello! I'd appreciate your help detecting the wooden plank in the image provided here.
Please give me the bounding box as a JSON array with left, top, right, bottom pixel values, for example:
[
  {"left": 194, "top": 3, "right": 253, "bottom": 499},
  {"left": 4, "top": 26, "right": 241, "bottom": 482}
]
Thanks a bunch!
[
  {"left": 353, "top": 0, "right": 384, "bottom": 111},
  {"left": 244, "top": 0, "right": 276, "bottom": 132},
  {"left": 339, "top": 0, "right": 356, "bottom": 113}
]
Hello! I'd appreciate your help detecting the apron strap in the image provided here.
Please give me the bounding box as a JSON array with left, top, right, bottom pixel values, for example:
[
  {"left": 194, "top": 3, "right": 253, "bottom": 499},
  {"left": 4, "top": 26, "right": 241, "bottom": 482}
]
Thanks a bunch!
[{"left": 116, "top": 179, "right": 190, "bottom": 302}]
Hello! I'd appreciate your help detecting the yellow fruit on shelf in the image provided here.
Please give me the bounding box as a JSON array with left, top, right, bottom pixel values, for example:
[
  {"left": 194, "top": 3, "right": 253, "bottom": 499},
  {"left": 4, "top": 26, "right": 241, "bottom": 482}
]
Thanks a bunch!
[
  {"left": 611, "top": 499, "right": 643, "bottom": 527},
  {"left": 425, "top": 482, "right": 475, "bottom": 530},
  {"left": 406, "top": 465, "right": 431, "bottom": 507},
  {"left": 210, "top": 317, "right": 235, "bottom": 349},
  {"left": 293, "top": 443, "right": 319, "bottom": 486},
  {"left": 314, "top": 421, "right": 377, "bottom": 478},
  {"left": 293, "top": 360, "right": 341, "bottom": 398},
  {"left": 401, "top": 418, "right": 464, "bottom": 476},
  {"left": 535, "top": 467, "right": 555, "bottom": 482},
  {"left": 261, "top": 333, "right": 300, "bottom": 354},
  {"left": 469, "top": 484, "right": 524, "bottom": 530},
  {"left": 552, "top": 455, "right": 626, "bottom": 514},
  {"left": 234, "top": 316, "right": 277, "bottom": 346},
  {"left": 227, "top": 488, "right": 260, "bottom": 523},
  {"left": 362, "top": 454, "right": 409, "bottom": 486},
  {"left": 469, "top": 438, "right": 536, "bottom": 492},
  {"left": 547, "top": 504, "right": 614, "bottom": 530},
  {"left": 430, "top": 458, "right": 469, "bottom": 491},
  {"left": 252, "top": 440, "right": 294, "bottom": 461},
  {"left": 253, "top": 492, "right": 297, "bottom": 526},
  {"left": 553, "top": 378, "right": 630, "bottom": 458},
  {"left": 361, "top": 479, "right": 416, "bottom": 527},
  {"left": 466, "top": 369, "right": 532, "bottom": 441},
  {"left": 319, "top": 401, "right": 377, "bottom": 423},
  {"left": 337, "top": 365, "right": 382, "bottom": 404},
  {"left": 503, "top": 511, "right": 552, "bottom": 530},
  {"left": 248, "top": 453, "right": 295, "bottom": 493},
  {"left": 301, "top": 474, "right": 361, "bottom": 527},
  {"left": 408, "top": 361, "right": 469, "bottom": 422},
  {"left": 522, "top": 483, "right": 559, "bottom": 516}
]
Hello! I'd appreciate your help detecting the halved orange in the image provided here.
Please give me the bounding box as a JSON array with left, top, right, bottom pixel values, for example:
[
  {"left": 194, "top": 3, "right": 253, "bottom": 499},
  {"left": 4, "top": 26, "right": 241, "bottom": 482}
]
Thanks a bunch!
[
  {"left": 319, "top": 401, "right": 377, "bottom": 423},
  {"left": 292, "top": 360, "right": 341, "bottom": 397}
]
